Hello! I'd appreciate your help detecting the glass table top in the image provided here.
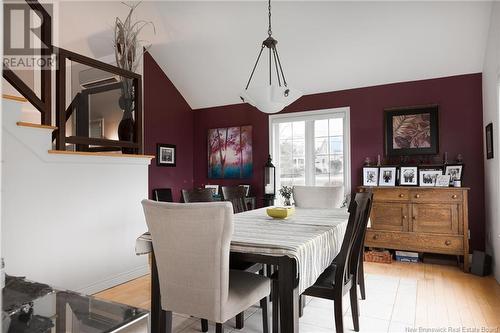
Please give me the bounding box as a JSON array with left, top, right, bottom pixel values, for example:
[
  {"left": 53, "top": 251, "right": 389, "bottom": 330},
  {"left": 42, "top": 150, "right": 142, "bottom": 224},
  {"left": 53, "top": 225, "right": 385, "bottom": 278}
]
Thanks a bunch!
[{"left": 2, "top": 275, "right": 148, "bottom": 333}]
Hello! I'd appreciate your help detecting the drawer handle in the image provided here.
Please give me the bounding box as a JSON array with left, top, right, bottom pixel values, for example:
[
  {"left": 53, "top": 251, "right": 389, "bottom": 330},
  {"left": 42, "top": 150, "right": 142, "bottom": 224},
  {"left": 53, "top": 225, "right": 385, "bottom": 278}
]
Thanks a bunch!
[
  {"left": 399, "top": 193, "right": 405, "bottom": 198},
  {"left": 372, "top": 234, "right": 379, "bottom": 240},
  {"left": 412, "top": 216, "right": 416, "bottom": 220},
  {"left": 402, "top": 215, "right": 407, "bottom": 219},
  {"left": 452, "top": 195, "right": 458, "bottom": 199},
  {"left": 415, "top": 194, "right": 420, "bottom": 199},
  {"left": 445, "top": 240, "right": 451, "bottom": 246}
]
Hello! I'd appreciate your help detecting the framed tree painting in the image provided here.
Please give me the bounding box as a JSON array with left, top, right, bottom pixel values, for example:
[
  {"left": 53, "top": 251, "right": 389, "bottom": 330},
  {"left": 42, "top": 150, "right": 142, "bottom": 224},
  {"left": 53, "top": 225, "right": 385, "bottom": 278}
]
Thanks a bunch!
[
  {"left": 208, "top": 126, "right": 253, "bottom": 179},
  {"left": 384, "top": 105, "right": 439, "bottom": 156}
]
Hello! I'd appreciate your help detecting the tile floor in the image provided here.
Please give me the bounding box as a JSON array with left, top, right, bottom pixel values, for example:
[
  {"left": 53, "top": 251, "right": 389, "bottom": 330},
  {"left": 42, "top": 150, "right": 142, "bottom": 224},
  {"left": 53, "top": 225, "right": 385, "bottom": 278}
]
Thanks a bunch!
[{"left": 121, "top": 273, "right": 417, "bottom": 333}]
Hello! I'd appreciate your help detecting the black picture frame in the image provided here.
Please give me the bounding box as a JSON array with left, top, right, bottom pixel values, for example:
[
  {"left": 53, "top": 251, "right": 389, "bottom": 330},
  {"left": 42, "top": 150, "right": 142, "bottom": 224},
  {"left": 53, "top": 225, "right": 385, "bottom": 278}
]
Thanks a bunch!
[
  {"left": 156, "top": 143, "right": 176, "bottom": 167},
  {"left": 399, "top": 166, "right": 419, "bottom": 186},
  {"left": 486, "top": 123, "right": 494, "bottom": 159},
  {"left": 418, "top": 166, "right": 443, "bottom": 187},
  {"left": 378, "top": 166, "right": 397, "bottom": 187},
  {"left": 384, "top": 105, "right": 439, "bottom": 157},
  {"left": 444, "top": 164, "right": 464, "bottom": 183},
  {"left": 362, "top": 167, "right": 379, "bottom": 186}
]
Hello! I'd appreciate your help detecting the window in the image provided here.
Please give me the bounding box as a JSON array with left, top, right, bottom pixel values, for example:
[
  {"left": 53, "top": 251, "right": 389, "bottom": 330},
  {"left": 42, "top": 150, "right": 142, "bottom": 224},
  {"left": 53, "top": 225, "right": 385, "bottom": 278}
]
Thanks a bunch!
[{"left": 269, "top": 108, "right": 350, "bottom": 195}]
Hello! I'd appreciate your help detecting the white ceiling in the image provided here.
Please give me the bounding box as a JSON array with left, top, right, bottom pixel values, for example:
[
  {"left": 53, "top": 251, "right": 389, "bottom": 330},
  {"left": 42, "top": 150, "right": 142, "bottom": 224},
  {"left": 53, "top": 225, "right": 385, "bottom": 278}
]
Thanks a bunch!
[{"left": 53, "top": 1, "right": 493, "bottom": 110}]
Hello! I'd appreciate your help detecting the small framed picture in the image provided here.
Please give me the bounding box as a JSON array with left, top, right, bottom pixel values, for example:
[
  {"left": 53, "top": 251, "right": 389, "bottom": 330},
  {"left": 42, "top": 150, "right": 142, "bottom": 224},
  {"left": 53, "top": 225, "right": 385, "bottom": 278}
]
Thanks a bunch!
[
  {"left": 205, "top": 184, "right": 219, "bottom": 196},
  {"left": 444, "top": 165, "right": 463, "bottom": 184},
  {"left": 363, "top": 167, "right": 379, "bottom": 186},
  {"left": 157, "top": 144, "right": 176, "bottom": 167},
  {"left": 436, "top": 175, "right": 451, "bottom": 187},
  {"left": 399, "top": 166, "right": 418, "bottom": 186},
  {"left": 240, "top": 184, "right": 251, "bottom": 197},
  {"left": 378, "top": 167, "right": 397, "bottom": 187},
  {"left": 486, "top": 123, "right": 493, "bottom": 159},
  {"left": 419, "top": 169, "right": 443, "bottom": 187}
]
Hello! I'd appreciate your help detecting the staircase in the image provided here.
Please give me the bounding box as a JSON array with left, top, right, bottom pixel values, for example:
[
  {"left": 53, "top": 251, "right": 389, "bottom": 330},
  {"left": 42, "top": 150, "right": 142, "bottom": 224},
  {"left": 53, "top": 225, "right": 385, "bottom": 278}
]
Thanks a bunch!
[
  {"left": 3, "top": 0, "right": 144, "bottom": 155},
  {"left": 2, "top": 0, "right": 153, "bottom": 293}
]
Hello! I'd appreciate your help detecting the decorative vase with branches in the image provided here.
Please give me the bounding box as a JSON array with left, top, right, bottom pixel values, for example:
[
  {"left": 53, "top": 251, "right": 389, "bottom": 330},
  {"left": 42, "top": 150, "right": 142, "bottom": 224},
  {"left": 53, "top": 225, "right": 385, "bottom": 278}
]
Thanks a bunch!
[{"left": 113, "top": 2, "right": 155, "bottom": 152}]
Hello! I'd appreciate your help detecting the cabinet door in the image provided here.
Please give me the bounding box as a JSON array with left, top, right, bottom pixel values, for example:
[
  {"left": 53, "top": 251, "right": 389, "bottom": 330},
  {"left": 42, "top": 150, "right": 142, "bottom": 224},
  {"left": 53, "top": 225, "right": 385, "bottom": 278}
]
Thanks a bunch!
[
  {"left": 370, "top": 203, "right": 409, "bottom": 232},
  {"left": 411, "top": 204, "right": 459, "bottom": 234}
]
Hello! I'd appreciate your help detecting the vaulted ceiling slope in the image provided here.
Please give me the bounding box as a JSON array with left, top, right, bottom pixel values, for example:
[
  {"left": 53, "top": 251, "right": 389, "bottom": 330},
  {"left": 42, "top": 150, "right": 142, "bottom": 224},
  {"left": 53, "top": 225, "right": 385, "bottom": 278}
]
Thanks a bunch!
[{"left": 54, "top": 1, "right": 492, "bottom": 110}]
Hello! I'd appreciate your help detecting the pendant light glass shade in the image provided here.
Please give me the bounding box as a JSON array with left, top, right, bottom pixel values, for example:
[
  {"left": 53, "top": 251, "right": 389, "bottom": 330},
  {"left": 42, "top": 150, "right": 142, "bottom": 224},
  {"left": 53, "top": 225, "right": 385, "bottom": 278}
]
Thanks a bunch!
[
  {"left": 240, "top": 85, "right": 302, "bottom": 114},
  {"left": 240, "top": 0, "right": 301, "bottom": 114}
]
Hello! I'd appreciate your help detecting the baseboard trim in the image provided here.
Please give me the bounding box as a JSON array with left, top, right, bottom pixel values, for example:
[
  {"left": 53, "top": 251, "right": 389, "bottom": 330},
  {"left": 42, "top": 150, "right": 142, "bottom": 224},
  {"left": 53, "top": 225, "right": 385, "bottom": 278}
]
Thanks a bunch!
[{"left": 77, "top": 265, "right": 149, "bottom": 295}]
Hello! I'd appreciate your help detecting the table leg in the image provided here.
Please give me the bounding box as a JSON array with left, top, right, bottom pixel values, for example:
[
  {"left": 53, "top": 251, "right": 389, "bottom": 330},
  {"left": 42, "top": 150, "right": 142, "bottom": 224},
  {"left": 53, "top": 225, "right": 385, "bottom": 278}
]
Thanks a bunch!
[
  {"left": 278, "top": 256, "right": 299, "bottom": 333},
  {"left": 151, "top": 252, "right": 169, "bottom": 333}
]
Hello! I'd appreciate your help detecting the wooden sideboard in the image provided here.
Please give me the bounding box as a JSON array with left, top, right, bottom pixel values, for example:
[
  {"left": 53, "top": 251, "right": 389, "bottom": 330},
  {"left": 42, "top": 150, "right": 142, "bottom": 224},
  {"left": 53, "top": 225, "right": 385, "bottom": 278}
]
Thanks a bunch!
[{"left": 358, "top": 186, "right": 470, "bottom": 272}]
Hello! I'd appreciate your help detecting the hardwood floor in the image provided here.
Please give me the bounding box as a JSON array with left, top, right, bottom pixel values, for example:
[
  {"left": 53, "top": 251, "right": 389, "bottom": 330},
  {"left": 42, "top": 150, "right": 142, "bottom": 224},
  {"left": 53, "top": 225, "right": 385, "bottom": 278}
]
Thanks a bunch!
[
  {"left": 364, "top": 261, "right": 500, "bottom": 330},
  {"left": 94, "top": 262, "right": 500, "bottom": 331}
]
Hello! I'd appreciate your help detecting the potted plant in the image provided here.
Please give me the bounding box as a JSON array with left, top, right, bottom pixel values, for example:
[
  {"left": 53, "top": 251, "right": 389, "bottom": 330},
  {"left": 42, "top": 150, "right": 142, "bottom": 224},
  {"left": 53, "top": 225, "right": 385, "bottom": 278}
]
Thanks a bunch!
[{"left": 279, "top": 186, "right": 293, "bottom": 206}]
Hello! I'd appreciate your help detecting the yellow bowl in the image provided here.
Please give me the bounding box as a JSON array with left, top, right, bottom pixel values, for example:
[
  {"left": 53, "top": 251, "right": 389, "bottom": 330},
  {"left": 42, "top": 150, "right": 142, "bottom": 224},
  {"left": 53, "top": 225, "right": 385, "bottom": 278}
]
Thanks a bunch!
[{"left": 266, "top": 206, "right": 295, "bottom": 219}]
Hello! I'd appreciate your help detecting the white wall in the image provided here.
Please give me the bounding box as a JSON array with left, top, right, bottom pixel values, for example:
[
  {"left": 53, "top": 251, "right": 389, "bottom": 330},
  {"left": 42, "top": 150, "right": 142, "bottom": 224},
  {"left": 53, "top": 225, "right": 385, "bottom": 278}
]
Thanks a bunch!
[
  {"left": 1, "top": 100, "right": 150, "bottom": 293},
  {"left": 482, "top": 2, "right": 500, "bottom": 283}
]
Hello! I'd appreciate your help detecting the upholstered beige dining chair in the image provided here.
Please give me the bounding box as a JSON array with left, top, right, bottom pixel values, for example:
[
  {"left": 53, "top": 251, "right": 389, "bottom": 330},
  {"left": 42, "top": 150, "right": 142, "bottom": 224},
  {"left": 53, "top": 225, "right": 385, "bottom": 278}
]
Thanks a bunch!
[
  {"left": 141, "top": 200, "right": 270, "bottom": 333},
  {"left": 292, "top": 185, "right": 344, "bottom": 209}
]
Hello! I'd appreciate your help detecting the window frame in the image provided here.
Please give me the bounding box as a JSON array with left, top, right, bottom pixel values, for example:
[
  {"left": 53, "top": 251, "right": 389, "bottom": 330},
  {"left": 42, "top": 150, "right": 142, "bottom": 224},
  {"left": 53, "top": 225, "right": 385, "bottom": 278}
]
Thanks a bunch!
[{"left": 268, "top": 107, "right": 351, "bottom": 194}]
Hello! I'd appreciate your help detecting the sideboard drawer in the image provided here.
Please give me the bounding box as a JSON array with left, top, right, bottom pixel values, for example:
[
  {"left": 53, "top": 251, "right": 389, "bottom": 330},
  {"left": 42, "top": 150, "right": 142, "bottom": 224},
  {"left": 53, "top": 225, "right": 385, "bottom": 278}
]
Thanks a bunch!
[
  {"left": 365, "top": 230, "right": 464, "bottom": 255},
  {"left": 372, "top": 189, "right": 410, "bottom": 202},
  {"left": 410, "top": 189, "right": 463, "bottom": 203}
]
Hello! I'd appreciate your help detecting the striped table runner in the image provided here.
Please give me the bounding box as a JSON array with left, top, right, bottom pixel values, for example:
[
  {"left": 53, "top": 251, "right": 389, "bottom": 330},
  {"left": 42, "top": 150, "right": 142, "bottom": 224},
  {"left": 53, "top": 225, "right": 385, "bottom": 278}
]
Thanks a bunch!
[{"left": 136, "top": 207, "right": 349, "bottom": 294}]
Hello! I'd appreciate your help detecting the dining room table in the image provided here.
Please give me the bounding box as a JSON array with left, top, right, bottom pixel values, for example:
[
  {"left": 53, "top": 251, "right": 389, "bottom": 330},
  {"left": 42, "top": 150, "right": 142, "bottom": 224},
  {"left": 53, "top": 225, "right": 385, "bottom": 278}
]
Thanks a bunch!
[{"left": 135, "top": 206, "right": 350, "bottom": 333}]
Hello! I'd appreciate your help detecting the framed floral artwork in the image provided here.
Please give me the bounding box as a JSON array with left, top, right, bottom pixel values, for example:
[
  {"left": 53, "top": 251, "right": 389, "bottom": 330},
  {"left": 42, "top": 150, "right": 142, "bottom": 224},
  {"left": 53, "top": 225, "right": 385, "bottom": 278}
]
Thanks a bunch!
[{"left": 384, "top": 105, "right": 439, "bottom": 156}]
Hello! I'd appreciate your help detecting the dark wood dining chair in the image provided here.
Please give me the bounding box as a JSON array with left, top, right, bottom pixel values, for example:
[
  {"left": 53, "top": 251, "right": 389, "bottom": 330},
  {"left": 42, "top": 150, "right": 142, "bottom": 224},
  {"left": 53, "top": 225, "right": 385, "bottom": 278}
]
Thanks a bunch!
[
  {"left": 182, "top": 188, "right": 214, "bottom": 203},
  {"left": 221, "top": 186, "right": 248, "bottom": 213},
  {"left": 152, "top": 188, "right": 173, "bottom": 203},
  {"left": 272, "top": 191, "right": 373, "bottom": 333}
]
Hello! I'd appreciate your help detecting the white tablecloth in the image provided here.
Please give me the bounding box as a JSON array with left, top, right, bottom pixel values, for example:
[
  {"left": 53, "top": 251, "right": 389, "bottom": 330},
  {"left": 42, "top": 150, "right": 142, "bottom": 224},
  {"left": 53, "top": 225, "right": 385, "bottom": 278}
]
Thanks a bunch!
[{"left": 136, "top": 207, "right": 349, "bottom": 294}]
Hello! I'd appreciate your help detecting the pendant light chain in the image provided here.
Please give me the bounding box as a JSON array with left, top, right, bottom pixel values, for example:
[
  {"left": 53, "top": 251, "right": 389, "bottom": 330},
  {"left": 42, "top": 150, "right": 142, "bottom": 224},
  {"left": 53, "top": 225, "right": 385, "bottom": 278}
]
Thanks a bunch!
[
  {"left": 268, "top": 0, "right": 272, "bottom": 36},
  {"left": 241, "top": 0, "right": 301, "bottom": 112}
]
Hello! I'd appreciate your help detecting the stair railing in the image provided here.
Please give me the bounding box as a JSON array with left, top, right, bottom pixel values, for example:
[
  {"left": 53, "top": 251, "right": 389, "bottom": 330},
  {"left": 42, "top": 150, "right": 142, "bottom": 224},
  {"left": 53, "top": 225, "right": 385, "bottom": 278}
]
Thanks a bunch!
[
  {"left": 54, "top": 47, "right": 143, "bottom": 154},
  {"left": 3, "top": 0, "right": 52, "bottom": 125},
  {"left": 3, "top": 0, "right": 144, "bottom": 155}
]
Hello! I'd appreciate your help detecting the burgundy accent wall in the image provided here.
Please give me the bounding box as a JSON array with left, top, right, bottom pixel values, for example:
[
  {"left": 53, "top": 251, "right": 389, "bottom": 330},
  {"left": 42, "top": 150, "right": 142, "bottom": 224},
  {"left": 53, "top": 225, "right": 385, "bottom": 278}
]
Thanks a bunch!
[
  {"left": 144, "top": 52, "right": 194, "bottom": 202},
  {"left": 192, "top": 74, "right": 485, "bottom": 250}
]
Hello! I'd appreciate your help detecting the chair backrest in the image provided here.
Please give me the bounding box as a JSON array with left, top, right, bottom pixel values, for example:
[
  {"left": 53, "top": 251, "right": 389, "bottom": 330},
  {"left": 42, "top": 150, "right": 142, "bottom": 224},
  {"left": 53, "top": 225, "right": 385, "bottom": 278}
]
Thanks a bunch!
[
  {"left": 152, "top": 188, "right": 173, "bottom": 202},
  {"left": 221, "top": 186, "right": 247, "bottom": 200},
  {"left": 292, "top": 186, "right": 344, "bottom": 209},
  {"left": 349, "top": 191, "right": 373, "bottom": 275},
  {"left": 333, "top": 191, "right": 373, "bottom": 284},
  {"left": 221, "top": 186, "right": 248, "bottom": 213},
  {"left": 141, "top": 200, "right": 234, "bottom": 321},
  {"left": 182, "top": 188, "right": 214, "bottom": 203}
]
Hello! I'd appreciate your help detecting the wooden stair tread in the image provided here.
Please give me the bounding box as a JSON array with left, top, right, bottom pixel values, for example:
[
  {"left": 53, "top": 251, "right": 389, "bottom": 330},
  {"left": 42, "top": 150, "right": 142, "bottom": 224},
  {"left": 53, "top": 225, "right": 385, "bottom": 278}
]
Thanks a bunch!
[
  {"left": 16, "top": 122, "right": 57, "bottom": 130},
  {"left": 3, "top": 94, "right": 28, "bottom": 102},
  {"left": 47, "top": 150, "right": 155, "bottom": 159}
]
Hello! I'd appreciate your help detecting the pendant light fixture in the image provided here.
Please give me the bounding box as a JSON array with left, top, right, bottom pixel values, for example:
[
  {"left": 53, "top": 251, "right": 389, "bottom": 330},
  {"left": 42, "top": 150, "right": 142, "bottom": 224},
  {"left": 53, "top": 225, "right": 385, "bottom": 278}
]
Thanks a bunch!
[{"left": 240, "top": 0, "right": 302, "bottom": 114}]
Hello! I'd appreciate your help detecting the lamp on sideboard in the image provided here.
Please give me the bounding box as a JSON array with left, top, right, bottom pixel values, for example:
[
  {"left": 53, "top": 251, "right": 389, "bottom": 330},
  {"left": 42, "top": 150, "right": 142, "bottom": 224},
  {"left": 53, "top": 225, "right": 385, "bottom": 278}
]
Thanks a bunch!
[{"left": 263, "top": 155, "right": 276, "bottom": 207}]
